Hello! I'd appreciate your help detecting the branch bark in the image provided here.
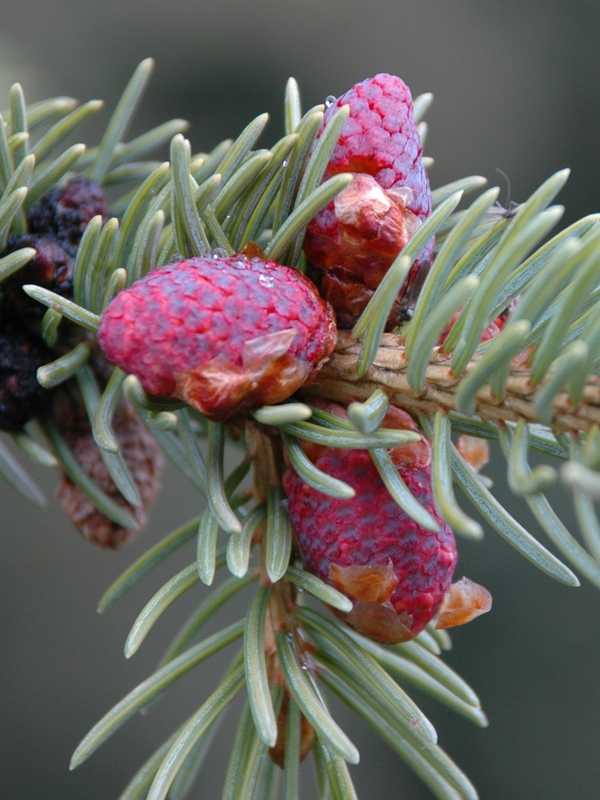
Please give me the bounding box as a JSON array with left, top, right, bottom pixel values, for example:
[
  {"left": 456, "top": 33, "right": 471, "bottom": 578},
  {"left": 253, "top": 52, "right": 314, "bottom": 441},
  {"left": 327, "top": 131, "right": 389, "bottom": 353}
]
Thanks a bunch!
[{"left": 305, "top": 332, "right": 600, "bottom": 433}]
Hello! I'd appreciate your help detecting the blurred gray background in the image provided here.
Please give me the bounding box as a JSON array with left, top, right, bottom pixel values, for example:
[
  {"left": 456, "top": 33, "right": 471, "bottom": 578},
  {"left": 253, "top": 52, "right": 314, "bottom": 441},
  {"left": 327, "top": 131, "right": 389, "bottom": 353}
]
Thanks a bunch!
[{"left": 2, "top": 1, "right": 600, "bottom": 798}]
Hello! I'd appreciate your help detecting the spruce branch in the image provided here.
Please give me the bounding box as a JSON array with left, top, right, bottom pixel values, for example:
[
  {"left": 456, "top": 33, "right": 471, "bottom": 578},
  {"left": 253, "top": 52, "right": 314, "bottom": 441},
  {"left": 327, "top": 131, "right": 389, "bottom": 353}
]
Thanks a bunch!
[
  {"left": 4, "top": 60, "right": 600, "bottom": 800},
  {"left": 309, "top": 331, "right": 600, "bottom": 433}
]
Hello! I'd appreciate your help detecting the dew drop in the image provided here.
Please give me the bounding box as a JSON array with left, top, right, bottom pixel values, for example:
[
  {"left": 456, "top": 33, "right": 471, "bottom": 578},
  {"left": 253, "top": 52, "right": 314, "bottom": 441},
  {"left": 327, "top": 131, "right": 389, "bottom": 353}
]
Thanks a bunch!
[
  {"left": 325, "top": 95, "right": 336, "bottom": 108},
  {"left": 259, "top": 273, "right": 275, "bottom": 288},
  {"left": 211, "top": 247, "right": 229, "bottom": 259}
]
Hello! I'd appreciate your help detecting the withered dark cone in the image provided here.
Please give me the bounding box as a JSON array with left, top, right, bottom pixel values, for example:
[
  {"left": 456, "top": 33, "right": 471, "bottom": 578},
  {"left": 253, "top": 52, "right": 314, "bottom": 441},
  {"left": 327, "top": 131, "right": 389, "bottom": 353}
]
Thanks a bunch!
[
  {"left": 56, "top": 399, "right": 163, "bottom": 548},
  {"left": 0, "top": 234, "right": 74, "bottom": 319},
  {"left": 0, "top": 321, "right": 52, "bottom": 431},
  {"left": 27, "top": 175, "right": 107, "bottom": 256}
]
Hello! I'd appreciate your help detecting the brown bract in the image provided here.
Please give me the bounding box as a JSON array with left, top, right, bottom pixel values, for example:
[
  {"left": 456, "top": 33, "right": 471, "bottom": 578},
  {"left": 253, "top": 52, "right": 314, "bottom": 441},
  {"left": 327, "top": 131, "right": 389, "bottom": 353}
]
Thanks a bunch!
[
  {"left": 311, "top": 175, "right": 421, "bottom": 286},
  {"left": 175, "top": 329, "right": 333, "bottom": 422},
  {"left": 456, "top": 434, "right": 490, "bottom": 473},
  {"left": 435, "top": 577, "right": 492, "bottom": 629},
  {"left": 329, "top": 560, "right": 399, "bottom": 604},
  {"left": 335, "top": 600, "right": 415, "bottom": 644},
  {"left": 305, "top": 174, "right": 422, "bottom": 328}
]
